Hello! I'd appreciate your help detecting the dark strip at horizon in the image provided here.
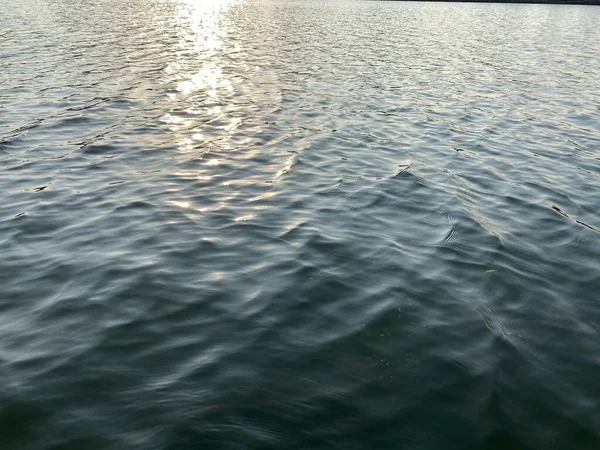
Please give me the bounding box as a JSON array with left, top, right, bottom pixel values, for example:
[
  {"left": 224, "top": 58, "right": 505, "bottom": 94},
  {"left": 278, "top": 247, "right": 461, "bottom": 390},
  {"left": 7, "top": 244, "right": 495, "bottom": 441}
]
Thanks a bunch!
[{"left": 374, "top": 0, "right": 600, "bottom": 5}]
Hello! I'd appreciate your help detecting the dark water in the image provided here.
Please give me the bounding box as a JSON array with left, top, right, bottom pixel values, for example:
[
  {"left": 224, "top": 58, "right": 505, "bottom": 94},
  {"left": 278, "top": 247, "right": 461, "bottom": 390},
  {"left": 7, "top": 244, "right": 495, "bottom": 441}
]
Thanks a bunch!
[{"left": 2, "top": 0, "right": 600, "bottom": 448}]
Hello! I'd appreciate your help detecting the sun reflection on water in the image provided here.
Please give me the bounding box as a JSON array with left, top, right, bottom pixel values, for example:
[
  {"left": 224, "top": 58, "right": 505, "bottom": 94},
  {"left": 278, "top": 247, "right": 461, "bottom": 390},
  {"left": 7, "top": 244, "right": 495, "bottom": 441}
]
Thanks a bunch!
[
  {"left": 162, "top": 0, "right": 241, "bottom": 153},
  {"left": 161, "top": 0, "right": 286, "bottom": 222}
]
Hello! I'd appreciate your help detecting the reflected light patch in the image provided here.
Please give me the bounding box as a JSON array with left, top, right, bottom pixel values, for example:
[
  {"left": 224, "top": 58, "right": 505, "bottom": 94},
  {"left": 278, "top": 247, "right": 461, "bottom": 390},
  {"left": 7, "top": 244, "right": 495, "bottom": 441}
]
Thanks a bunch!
[
  {"left": 222, "top": 179, "right": 254, "bottom": 187},
  {"left": 161, "top": 113, "right": 187, "bottom": 124},
  {"left": 171, "top": 200, "right": 190, "bottom": 208},
  {"left": 164, "top": 0, "right": 252, "bottom": 155},
  {"left": 225, "top": 117, "right": 241, "bottom": 131},
  {"left": 248, "top": 191, "right": 279, "bottom": 202}
]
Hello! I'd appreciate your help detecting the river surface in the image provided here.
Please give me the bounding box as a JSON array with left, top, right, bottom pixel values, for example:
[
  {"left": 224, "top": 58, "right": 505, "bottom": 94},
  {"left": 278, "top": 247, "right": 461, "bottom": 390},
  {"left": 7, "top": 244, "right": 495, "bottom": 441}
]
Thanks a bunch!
[{"left": 2, "top": 0, "right": 600, "bottom": 448}]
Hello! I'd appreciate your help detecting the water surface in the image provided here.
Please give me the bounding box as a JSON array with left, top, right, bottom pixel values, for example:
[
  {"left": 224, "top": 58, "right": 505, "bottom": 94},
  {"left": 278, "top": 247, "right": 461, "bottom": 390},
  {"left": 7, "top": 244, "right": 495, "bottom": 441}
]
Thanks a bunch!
[{"left": 1, "top": 0, "right": 600, "bottom": 448}]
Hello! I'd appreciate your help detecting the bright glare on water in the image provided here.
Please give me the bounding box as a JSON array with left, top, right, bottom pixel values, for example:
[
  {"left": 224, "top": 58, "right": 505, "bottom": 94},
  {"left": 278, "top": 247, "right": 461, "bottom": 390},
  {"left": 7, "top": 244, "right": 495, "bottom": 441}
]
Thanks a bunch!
[{"left": 1, "top": 0, "right": 600, "bottom": 448}]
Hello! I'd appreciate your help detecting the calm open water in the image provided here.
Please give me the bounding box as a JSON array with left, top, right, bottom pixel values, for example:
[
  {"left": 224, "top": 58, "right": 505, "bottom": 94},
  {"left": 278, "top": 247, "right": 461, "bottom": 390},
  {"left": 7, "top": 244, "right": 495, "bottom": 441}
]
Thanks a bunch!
[{"left": 1, "top": 0, "right": 600, "bottom": 448}]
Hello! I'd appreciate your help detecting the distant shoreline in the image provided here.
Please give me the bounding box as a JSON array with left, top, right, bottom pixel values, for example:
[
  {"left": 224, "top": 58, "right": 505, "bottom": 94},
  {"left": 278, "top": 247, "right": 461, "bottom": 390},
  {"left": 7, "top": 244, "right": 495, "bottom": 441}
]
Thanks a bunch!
[{"left": 376, "top": 0, "right": 600, "bottom": 5}]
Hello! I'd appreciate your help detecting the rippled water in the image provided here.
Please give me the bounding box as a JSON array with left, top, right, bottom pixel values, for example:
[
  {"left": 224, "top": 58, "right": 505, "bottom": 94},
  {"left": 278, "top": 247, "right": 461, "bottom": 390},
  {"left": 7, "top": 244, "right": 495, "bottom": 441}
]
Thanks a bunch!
[{"left": 2, "top": 0, "right": 600, "bottom": 448}]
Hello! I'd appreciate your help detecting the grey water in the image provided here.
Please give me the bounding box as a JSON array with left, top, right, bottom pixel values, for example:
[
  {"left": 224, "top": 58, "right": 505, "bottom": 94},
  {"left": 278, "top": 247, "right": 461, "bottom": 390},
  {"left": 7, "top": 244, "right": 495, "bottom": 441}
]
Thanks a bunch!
[{"left": 2, "top": 0, "right": 600, "bottom": 448}]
